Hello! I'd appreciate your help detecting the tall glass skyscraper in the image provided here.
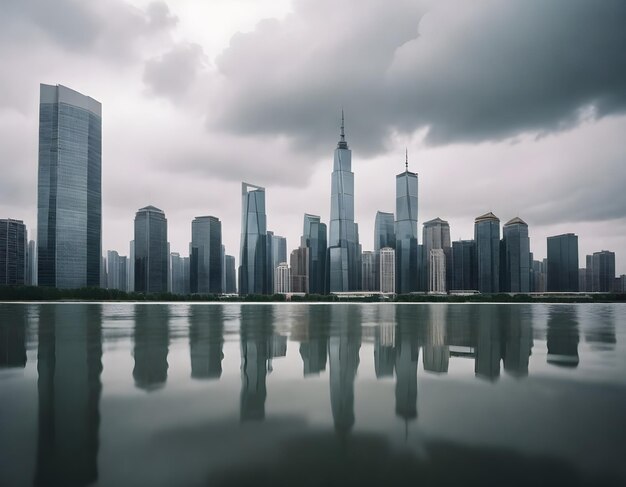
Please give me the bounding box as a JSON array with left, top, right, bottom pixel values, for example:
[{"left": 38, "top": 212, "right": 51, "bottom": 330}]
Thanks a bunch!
[
  {"left": 475, "top": 212, "right": 501, "bottom": 293},
  {"left": 547, "top": 233, "right": 579, "bottom": 292},
  {"left": 328, "top": 112, "right": 360, "bottom": 292},
  {"left": 266, "top": 232, "right": 286, "bottom": 294},
  {"left": 302, "top": 213, "right": 327, "bottom": 294},
  {"left": 224, "top": 255, "right": 237, "bottom": 294},
  {"left": 134, "top": 206, "right": 168, "bottom": 293},
  {"left": 239, "top": 182, "right": 267, "bottom": 295},
  {"left": 190, "top": 216, "right": 223, "bottom": 294},
  {"left": 37, "top": 84, "right": 102, "bottom": 288},
  {"left": 0, "top": 219, "right": 26, "bottom": 285},
  {"left": 374, "top": 211, "right": 395, "bottom": 251},
  {"left": 591, "top": 250, "right": 615, "bottom": 292},
  {"left": 452, "top": 240, "right": 477, "bottom": 291},
  {"left": 501, "top": 217, "right": 530, "bottom": 293},
  {"left": 395, "top": 153, "right": 418, "bottom": 294}
]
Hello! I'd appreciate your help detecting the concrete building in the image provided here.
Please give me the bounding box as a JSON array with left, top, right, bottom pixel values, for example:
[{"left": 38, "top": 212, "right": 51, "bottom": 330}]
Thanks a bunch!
[
  {"left": 274, "top": 262, "right": 290, "bottom": 293},
  {"left": 429, "top": 249, "right": 446, "bottom": 293},
  {"left": 380, "top": 247, "right": 396, "bottom": 294}
]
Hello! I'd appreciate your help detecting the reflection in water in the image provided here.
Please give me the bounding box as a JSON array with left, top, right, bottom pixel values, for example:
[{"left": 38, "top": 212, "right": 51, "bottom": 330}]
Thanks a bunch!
[
  {"left": 0, "top": 305, "right": 27, "bottom": 368},
  {"left": 394, "top": 306, "right": 419, "bottom": 425},
  {"left": 329, "top": 306, "right": 361, "bottom": 435},
  {"left": 423, "top": 305, "right": 449, "bottom": 374},
  {"left": 547, "top": 306, "right": 580, "bottom": 367},
  {"left": 475, "top": 308, "right": 503, "bottom": 381},
  {"left": 189, "top": 306, "right": 224, "bottom": 380},
  {"left": 34, "top": 305, "right": 102, "bottom": 487},
  {"left": 133, "top": 305, "right": 170, "bottom": 390},
  {"left": 296, "top": 306, "right": 330, "bottom": 376},
  {"left": 584, "top": 306, "right": 616, "bottom": 347},
  {"left": 502, "top": 307, "right": 532, "bottom": 378},
  {"left": 374, "top": 306, "right": 395, "bottom": 378}
]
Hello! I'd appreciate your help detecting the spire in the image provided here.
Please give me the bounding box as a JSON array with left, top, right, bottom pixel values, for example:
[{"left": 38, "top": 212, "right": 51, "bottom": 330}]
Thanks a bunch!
[
  {"left": 405, "top": 148, "right": 408, "bottom": 171},
  {"left": 337, "top": 109, "right": 348, "bottom": 149}
]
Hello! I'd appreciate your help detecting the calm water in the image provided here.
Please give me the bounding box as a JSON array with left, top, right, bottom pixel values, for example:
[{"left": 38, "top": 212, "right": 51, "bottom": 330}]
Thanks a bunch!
[{"left": 1, "top": 303, "right": 625, "bottom": 487}]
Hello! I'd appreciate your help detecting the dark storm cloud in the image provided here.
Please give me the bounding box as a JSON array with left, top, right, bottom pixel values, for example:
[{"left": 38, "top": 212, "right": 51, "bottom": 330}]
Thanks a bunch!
[
  {"left": 208, "top": 0, "right": 626, "bottom": 153},
  {"left": 144, "top": 43, "right": 207, "bottom": 99}
]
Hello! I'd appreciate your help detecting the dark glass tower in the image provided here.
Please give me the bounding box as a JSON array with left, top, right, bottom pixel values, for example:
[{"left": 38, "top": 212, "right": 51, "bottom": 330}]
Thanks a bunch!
[
  {"left": 592, "top": 250, "right": 615, "bottom": 292},
  {"left": 224, "top": 255, "right": 237, "bottom": 293},
  {"left": 501, "top": 217, "right": 530, "bottom": 293},
  {"left": 475, "top": 212, "right": 501, "bottom": 293},
  {"left": 374, "top": 211, "right": 395, "bottom": 251},
  {"left": 328, "top": 112, "right": 360, "bottom": 292},
  {"left": 452, "top": 240, "right": 477, "bottom": 291},
  {"left": 302, "top": 213, "right": 327, "bottom": 294},
  {"left": 547, "top": 233, "right": 579, "bottom": 292},
  {"left": 0, "top": 219, "right": 26, "bottom": 286},
  {"left": 395, "top": 151, "right": 418, "bottom": 294},
  {"left": 37, "top": 84, "right": 102, "bottom": 288},
  {"left": 239, "top": 182, "right": 267, "bottom": 295},
  {"left": 134, "top": 206, "right": 168, "bottom": 293},
  {"left": 190, "top": 216, "right": 223, "bottom": 294}
]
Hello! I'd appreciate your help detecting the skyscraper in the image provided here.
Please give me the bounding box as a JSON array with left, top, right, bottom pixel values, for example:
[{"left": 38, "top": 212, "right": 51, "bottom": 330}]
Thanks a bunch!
[
  {"left": 106, "top": 250, "right": 127, "bottom": 291},
  {"left": 374, "top": 211, "right": 395, "bottom": 251},
  {"left": 274, "top": 262, "right": 291, "bottom": 293},
  {"left": 475, "top": 212, "right": 501, "bottom": 293},
  {"left": 380, "top": 247, "right": 396, "bottom": 294},
  {"left": 328, "top": 111, "right": 360, "bottom": 292},
  {"left": 170, "top": 252, "right": 186, "bottom": 295},
  {"left": 224, "top": 255, "right": 237, "bottom": 294},
  {"left": 423, "top": 217, "right": 451, "bottom": 292},
  {"left": 134, "top": 206, "right": 168, "bottom": 294},
  {"left": 429, "top": 249, "right": 446, "bottom": 293},
  {"left": 361, "top": 251, "right": 376, "bottom": 291},
  {"left": 37, "top": 84, "right": 101, "bottom": 289},
  {"left": 452, "top": 240, "right": 477, "bottom": 291},
  {"left": 290, "top": 247, "right": 309, "bottom": 293},
  {"left": 591, "top": 250, "right": 615, "bottom": 292},
  {"left": 301, "top": 214, "right": 327, "bottom": 294},
  {"left": 0, "top": 219, "right": 26, "bottom": 286},
  {"left": 267, "top": 232, "right": 287, "bottom": 294},
  {"left": 27, "top": 239, "right": 37, "bottom": 286},
  {"left": 501, "top": 217, "right": 530, "bottom": 293},
  {"left": 547, "top": 233, "right": 579, "bottom": 292},
  {"left": 239, "top": 182, "right": 267, "bottom": 295},
  {"left": 190, "top": 216, "right": 222, "bottom": 294},
  {"left": 395, "top": 151, "right": 418, "bottom": 294}
]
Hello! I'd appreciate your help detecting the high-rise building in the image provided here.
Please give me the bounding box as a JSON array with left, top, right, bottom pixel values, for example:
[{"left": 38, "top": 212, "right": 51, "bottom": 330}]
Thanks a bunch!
[
  {"left": 301, "top": 214, "right": 327, "bottom": 294},
  {"left": 268, "top": 232, "right": 287, "bottom": 294},
  {"left": 239, "top": 183, "right": 267, "bottom": 295},
  {"left": 578, "top": 268, "right": 587, "bottom": 293},
  {"left": 106, "top": 250, "right": 127, "bottom": 291},
  {"left": 395, "top": 152, "right": 418, "bottom": 294},
  {"left": 380, "top": 247, "right": 396, "bottom": 294},
  {"left": 531, "top": 259, "right": 546, "bottom": 292},
  {"left": 423, "top": 218, "right": 451, "bottom": 293},
  {"left": 290, "top": 247, "right": 309, "bottom": 293},
  {"left": 170, "top": 252, "right": 187, "bottom": 295},
  {"left": 474, "top": 212, "right": 501, "bottom": 293},
  {"left": 224, "top": 255, "right": 236, "bottom": 294},
  {"left": 134, "top": 206, "right": 168, "bottom": 293},
  {"left": 129, "top": 240, "right": 135, "bottom": 292},
  {"left": 361, "top": 251, "right": 377, "bottom": 291},
  {"left": 374, "top": 211, "right": 395, "bottom": 251},
  {"left": 585, "top": 255, "right": 593, "bottom": 292},
  {"left": 274, "top": 262, "right": 291, "bottom": 293},
  {"left": 429, "top": 249, "right": 446, "bottom": 293},
  {"left": 27, "top": 239, "right": 37, "bottom": 286},
  {"left": 452, "top": 240, "right": 477, "bottom": 291},
  {"left": 0, "top": 219, "right": 26, "bottom": 286},
  {"left": 591, "top": 250, "right": 615, "bottom": 292},
  {"left": 327, "top": 111, "right": 360, "bottom": 292},
  {"left": 501, "top": 217, "right": 530, "bottom": 293},
  {"left": 547, "top": 233, "right": 579, "bottom": 292},
  {"left": 190, "top": 216, "right": 222, "bottom": 294},
  {"left": 37, "top": 84, "right": 101, "bottom": 289}
]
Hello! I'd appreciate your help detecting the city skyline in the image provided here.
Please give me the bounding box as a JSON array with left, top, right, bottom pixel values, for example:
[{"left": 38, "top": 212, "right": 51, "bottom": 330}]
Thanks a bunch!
[{"left": 0, "top": 1, "right": 625, "bottom": 275}]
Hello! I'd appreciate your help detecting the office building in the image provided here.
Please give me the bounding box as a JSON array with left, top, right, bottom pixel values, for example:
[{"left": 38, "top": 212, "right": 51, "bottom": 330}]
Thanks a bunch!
[
  {"left": 429, "top": 249, "right": 446, "bottom": 293},
  {"left": 475, "top": 212, "right": 500, "bottom": 293},
  {"left": 27, "top": 239, "right": 37, "bottom": 286},
  {"left": 290, "top": 247, "right": 309, "bottom": 293},
  {"left": 267, "top": 232, "right": 287, "bottom": 294},
  {"left": 423, "top": 217, "right": 451, "bottom": 292},
  {"left": 224, "top": 255, "right": 236, "bottom": 294},
  {"left": 134, "top": 206, "right": 168, "bottom": 293},
  {"left": 374, "top": 211, "right": 395, "bottom": 251},
  {"left": 0, "top": 219, "right": 26, "bottom": 285},
  {"left": 361, "top": 251, "right": 377, "bottom": 291},
  {"left": 395, "top": 152, "right": 418, "bottom": 293},
  {"left": 592, "top": 250, "right": 616, "bottom": 292},
  {"left": 531, "top": 259, "right": 546, "bottom": 292},
  {"left": 501, "top": 217, "right": 530, "bottom": 293},
  {"left": 190, "top": 216, "right": 222, "bottom": 294},
  {"left": 301, "top": 214, "right": 327, "bottom": 294},
  {"left": 585, "top": 255, "right": 593, "bottom": 292},
  {"left": 328, "top": 111, "right": 361, "bottom": 292},
  {"left": 547, "top": 233, "right": 579, "bottom": 292},
  {"left": 239, "top": 183, "right": 267, "bottom": 295},
  {"left": 452, "top": 240, "right": 477, "bottom": 291},
  {"left": 37, "top": 84, "right": 101, "bottom": 288},
  {"left": 106, "top": 250, "right": 127, "bottom": 291},
  {"left": 380, "top": 247, "right": 396, "bottom": 294},
  {"left": 170, "top": 252, "right": 188, "bottom": 295},
  {"left": 274, "top": 262, "right": 290, "bottom": 293}
]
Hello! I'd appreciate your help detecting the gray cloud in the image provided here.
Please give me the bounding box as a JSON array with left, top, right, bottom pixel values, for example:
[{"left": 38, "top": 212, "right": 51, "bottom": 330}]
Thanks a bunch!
[
  {"left": 144, "top": 43, "right": 207, "bottom": 99},
  {"left": 207, "top": 0, "right": 626, "bottom": 153}
]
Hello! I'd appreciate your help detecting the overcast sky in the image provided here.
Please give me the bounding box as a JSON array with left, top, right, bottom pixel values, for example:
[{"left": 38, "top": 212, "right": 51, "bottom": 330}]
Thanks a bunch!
[{"left": 1, "top": 0, "right": 625, "bottom": 273}]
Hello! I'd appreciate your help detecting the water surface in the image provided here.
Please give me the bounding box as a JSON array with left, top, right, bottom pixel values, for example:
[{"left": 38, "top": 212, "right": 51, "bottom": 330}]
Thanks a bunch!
[{"left": 1, "top": 303, "right": 625, "bottom": 487}]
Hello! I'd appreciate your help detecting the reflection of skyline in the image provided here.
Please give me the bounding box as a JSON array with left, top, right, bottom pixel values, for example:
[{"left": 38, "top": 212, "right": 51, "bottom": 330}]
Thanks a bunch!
[
  {"left": 374, "top": 306, "right": 395, "bottom": 378},
  {"left": 35, "top": 305, "right": 102, "bottom": 487},
  {"left": 0, "top": 305, "right": 27, "bottom": 368},
  {"left": 297, "top": 306, "right": 330, "bottom": 376},
  {"left": 423, "top": 305, "right": 449, "bottom": 374},
  {"left": 189, "top": 305, "right": 224, "bottom": 380},
  {"left": 547, "top": 306, "right": 580, "bottom": 368},
  {"left": 329, "top": 306, "right": 361, "bottom": 435},
  {"left": 133, "top": 304, "right": 170, "bottom": 390},
  {"left": 394, "top": 306, "right": 419, "bottom": 424}
]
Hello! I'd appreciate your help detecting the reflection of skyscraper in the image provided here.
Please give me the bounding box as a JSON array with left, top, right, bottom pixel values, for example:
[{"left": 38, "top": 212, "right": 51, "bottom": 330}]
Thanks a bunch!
[
  {"left": 240, "top": 305, "right": 274, "bottom": 421},
  {"left": 475, "top": 308, "right": 502, "bottom": 380},
  {"left": 297, "top": 306, "right": 330, "bottom": 376},
  {"left": 501, "top": 306, "right": 532, "bottom": 377},
  {"left": 133, "top": 305, "right": 170, "bottom": 390},
  {"left": 189, "top": 305, "right": 224, "bottom": 380},
  {"left": 374, "top": 307, "right": 396, "bottom": 378},
  {"left": 0, "top": 305, "right": 27, "bottom": 368},
  {"left": 547, "top": 306, "right": 580, "bottom": 367},
  {"left": 329, "top": 306, "right": 361, "bottom": 435},
  {"left": 35, "top": 304, "right": 102, "bottom": 487},
  {"left": 423, "top": 305, "right": 449, "bottom": 374},
  {"left": 394, "top": 313, "right": 419, "bottom": 423}
]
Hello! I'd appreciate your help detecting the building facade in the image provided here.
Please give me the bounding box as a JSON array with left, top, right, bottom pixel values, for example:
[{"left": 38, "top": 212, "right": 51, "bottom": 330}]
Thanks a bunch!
[
  {"left": 27, "top": 239, "right": 37, "bottom": 286},
  {"left": 290, "top": 247, "right": 309, "bottom": 293},
  {"left": 423, "top": 218, "right": 451, "bottom": 293},
  {"left": 327, "top": 112, "right": 361, "bottom": 292},
  {"left": 0, "top": 219, "right": 26, "bottom": 286},
  {"left": 361, "top": 251, "right": 377, "bottom": 291},
  {"left": 267, "top": 232, "right": 287, "bottom": 294},
  {"left": 429, "top": 249, "right": 446, "bottom": 293},
  {"left": 190, "top": 216, "right": 222, "bottom": 294},
  {"left": 591, "top": 250, "right": 616, "bottom": 292},
  {"left": 474, "top": 212, "right": 501, "bottom": 293},
  {"left": 547, "top": 233, "right": 579, "bottom": 292},
  {"left": 302, "top": 214, "right": 327, "bottom": 294},
  {"left": 37, "top": 84, "right": 102, "bottom": 288},
  {"left": 452, "top": 240, "right": 477, "bottom": 291},
  {"left": 239, "top": 183, "right": 267, "bottom": 295},
  {"left": 395, "top": 153, "right": 418, "bottom": 294},
  {"left": 224, "top": 255, "right": 236, "bottom": 294},
  {"left": 274, "top": 262, "right": 291, "bottom": 293},
  {"left": 106, "top": 250, "right": 128, "bottom": 291},
  {"left": 134, "top": 206, "right": 168, "bottom": 293},
  {"left": 380, "top": 247, "right": 396, "bottom": 294},
  {"left": 374, "top": 211, "right": 395, "bottom": 251},
  {"left": 501, "top": 217, "right": 530, "bottom": 293}
]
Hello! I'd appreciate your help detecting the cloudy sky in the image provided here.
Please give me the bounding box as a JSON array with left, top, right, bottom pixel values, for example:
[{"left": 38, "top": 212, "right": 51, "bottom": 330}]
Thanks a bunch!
[{"left": 1, "top": 0, "right": 625, "bottom": 273}]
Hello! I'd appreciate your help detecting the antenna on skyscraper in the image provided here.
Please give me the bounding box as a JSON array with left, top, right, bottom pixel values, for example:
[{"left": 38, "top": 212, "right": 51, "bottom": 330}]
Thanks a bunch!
[
  {"left": 340, "top": 108, "right": 345, "bottom": 142},
  {"left": 405, "top": 148, "right": 408, "bottom": 171}
]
